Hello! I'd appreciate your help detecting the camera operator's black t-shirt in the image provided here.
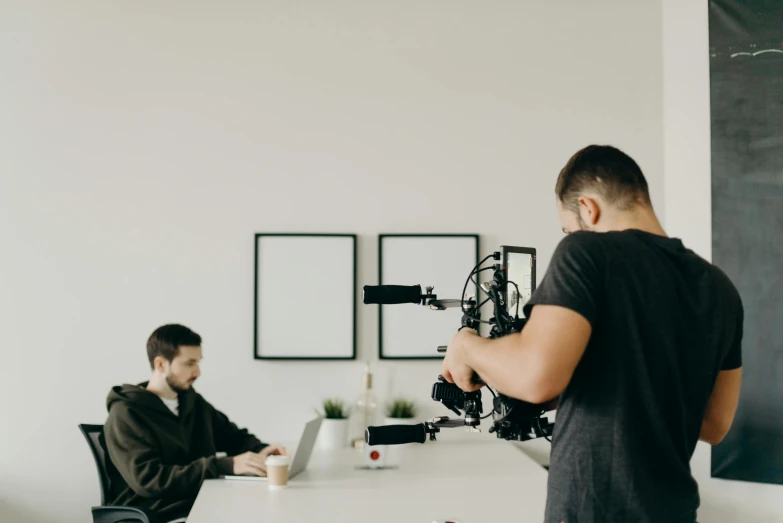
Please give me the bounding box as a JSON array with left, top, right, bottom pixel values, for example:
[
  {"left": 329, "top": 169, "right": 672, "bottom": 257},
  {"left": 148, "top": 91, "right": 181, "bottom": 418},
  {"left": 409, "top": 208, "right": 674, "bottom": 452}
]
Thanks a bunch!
[{"left": 523, "top": 230, "right": 743, "bottom": 523}]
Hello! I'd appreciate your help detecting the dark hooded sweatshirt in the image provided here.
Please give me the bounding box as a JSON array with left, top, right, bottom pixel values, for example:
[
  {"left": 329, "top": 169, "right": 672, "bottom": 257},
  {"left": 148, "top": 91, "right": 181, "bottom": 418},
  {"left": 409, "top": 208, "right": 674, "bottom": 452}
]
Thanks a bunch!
[{"left": 103, "top": 383, "right": 267, "bottom": 521}]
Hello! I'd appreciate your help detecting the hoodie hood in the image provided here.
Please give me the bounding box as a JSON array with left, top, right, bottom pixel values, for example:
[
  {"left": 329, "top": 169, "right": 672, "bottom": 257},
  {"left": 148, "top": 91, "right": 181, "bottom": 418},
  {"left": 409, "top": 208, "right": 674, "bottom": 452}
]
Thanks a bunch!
[{"left": 107, "top": 382, "right": 196, "bottom": 417}]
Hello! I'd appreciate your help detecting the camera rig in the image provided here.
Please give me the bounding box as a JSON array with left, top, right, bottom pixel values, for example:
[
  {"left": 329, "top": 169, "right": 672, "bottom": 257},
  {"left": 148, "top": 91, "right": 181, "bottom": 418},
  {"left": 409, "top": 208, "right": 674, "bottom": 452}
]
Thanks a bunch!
[{"left": 362, "top": 249, "right": 554, "bottom": 446}]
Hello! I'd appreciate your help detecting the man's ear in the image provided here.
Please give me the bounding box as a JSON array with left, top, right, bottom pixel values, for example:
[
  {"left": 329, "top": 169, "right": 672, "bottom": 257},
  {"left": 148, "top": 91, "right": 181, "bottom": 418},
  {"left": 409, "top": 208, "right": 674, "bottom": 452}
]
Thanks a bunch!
[
  {"left": 153, "top": 356, "right": 168, "bottom": 374},
  {"left": 577, "top": 195, "right": 601, "bottom": 228}
]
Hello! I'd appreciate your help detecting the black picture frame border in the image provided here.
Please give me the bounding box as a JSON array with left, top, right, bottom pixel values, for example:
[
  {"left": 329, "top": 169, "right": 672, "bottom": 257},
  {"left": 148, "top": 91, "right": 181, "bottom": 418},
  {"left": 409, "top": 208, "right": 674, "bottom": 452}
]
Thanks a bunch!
[
  {"left": 378, "top": 233, "right": 480, "bottom": 360},
  {"left": 253, "top": 233, "right": 357, "bottom": 361}
]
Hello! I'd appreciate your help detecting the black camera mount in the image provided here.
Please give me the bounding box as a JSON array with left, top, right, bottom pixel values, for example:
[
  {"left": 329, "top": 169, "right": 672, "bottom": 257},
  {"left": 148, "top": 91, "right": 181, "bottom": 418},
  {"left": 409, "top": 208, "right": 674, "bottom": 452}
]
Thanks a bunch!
[{"left": 363, "top": 249, "right": 554, "bottom": 446}]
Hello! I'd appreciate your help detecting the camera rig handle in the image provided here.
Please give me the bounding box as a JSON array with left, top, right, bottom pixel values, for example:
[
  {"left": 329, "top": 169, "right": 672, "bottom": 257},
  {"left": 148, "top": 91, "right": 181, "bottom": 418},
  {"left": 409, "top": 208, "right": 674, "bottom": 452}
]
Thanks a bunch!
[
  {"left": 431, "top": 376, "right": 483, "bottom": 426},
  {"left": 365, "top": 416, "right": 469, "bottom": 446}
]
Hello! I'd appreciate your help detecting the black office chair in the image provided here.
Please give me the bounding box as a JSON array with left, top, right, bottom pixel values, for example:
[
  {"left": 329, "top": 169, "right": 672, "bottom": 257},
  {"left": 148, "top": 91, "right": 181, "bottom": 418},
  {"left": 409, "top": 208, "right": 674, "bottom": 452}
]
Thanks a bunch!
[{"left": 79, "top": 424, "right": 160, "bottom": 523}]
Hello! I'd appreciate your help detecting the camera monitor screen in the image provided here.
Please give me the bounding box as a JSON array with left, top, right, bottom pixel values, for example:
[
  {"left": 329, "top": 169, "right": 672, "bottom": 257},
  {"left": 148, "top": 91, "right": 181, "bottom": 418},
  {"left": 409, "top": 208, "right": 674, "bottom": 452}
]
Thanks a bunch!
[{"left": 501, "top": 246, "right": 536, "bottom": 318}]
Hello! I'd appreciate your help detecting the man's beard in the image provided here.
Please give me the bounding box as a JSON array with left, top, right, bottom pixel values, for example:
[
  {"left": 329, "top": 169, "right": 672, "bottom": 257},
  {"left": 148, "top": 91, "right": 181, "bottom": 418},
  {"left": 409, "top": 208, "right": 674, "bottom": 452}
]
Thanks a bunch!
[{"left": 166, "top": 374, "right": 195, "bottom": 393}]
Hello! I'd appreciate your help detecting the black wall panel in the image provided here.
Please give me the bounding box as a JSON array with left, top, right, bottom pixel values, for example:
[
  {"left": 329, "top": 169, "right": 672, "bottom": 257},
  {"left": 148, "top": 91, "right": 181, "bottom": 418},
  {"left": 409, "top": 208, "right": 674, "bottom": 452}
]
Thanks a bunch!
[{"left": 709, "top": 0, "right": 783, "bottom": 484}]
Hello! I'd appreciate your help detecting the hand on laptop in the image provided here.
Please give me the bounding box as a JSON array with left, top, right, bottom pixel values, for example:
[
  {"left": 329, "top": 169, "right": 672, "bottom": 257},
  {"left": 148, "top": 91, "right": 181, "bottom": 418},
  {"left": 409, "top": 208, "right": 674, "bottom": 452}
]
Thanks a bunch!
[
  {"left": 259, "top": 444, "right": 289, "bottom": 461},
  {"left": 231, "top": 445, "right": 289, "bottom": 476},
  {"left": 232, "top": 451, "right": 267, "bottom": 476}
]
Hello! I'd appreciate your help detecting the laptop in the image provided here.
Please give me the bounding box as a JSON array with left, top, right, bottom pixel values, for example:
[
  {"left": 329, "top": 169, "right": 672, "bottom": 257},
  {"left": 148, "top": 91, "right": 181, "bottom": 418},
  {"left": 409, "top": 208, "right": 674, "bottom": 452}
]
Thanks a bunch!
[{"left": 224, "top": 416, "right": 323, "bottom": 481}]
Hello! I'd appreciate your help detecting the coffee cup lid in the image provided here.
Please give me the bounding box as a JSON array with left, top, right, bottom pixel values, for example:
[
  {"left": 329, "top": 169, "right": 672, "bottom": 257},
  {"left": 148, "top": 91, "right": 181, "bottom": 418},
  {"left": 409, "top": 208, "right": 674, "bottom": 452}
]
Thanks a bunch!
[{"left": 265, "top": 454, "right": 290, "bottom": 466}]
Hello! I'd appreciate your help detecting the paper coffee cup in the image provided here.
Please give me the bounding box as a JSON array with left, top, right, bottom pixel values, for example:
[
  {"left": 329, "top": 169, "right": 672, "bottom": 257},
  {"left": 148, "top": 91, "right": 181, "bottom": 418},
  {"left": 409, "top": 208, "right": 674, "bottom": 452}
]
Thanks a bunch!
[{"left": 265, "top": 454, "right": 290, "bottom": 490}]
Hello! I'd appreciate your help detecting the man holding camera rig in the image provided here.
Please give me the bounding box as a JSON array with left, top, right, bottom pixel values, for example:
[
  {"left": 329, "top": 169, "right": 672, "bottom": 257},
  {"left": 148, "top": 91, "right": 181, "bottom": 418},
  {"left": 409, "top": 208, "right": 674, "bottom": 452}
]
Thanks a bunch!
[{"left": 442, "top": 145, "right": 743, "bottom": 523}]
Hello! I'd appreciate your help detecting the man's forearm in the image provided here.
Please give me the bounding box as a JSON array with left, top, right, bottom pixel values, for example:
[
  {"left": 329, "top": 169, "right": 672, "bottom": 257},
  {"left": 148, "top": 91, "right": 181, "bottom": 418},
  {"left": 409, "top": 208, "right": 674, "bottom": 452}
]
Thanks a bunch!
[
  {"left": 119, "top": 453, "right": 232, "bottom": 498},
  {"left": 699, "top": 419, "right": 724, "bottom": 445},
  {"left": 445, "top": 305, "right": 589, "bottom": 406},
  {"left": 464, "top": 333, "right": 554, "bottom": 404}
]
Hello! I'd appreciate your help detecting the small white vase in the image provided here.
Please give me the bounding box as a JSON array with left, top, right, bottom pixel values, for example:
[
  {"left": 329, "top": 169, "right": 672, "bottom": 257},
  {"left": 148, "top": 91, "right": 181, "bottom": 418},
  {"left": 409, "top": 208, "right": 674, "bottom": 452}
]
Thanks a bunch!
[
  {"left": 317, "top": 418, "right": 349, "bottom": 450},
  {"left": 384, "top": 417, "right": 416, "bottom": 426}
]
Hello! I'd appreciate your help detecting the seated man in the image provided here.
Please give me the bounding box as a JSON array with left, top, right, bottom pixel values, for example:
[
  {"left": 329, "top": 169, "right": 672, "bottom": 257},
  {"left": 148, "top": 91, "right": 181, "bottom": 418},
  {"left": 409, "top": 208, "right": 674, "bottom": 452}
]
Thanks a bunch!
[{"left": 104, "top": 324, "right": 286, "bottom": 521}]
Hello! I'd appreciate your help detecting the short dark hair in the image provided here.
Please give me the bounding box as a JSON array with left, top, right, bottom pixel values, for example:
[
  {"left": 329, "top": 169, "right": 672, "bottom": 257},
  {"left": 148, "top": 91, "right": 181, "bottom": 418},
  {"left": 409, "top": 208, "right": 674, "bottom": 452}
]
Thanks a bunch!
[
  {"left": 147, "top": 324, "right": 202, "bottom": 369},
  {"left": 556, "top": 145, "right": 651, "bottom": 212}
]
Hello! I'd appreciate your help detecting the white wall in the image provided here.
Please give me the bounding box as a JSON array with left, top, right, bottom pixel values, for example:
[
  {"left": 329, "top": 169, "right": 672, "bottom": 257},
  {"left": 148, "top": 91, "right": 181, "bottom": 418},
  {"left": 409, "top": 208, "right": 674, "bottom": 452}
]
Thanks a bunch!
[
  {"left": 0, "top": 2, "right": 665, "bottom": 522},
  {"left": 662, "top": 0, "right": 712, "bottom": 259},
  {"left": 662, "top": 1, "right": 783, "bottom": 521}
]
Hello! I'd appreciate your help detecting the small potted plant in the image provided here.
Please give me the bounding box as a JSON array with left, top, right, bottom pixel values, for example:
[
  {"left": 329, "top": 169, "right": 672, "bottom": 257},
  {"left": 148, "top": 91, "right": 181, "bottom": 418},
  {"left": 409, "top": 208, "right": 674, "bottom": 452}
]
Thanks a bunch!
[
  {"left": 316, "top": 398, "right": 350, "bottom": 450},
  {"left": 384, "top": 398, "right": 417, "bottom": 425}
]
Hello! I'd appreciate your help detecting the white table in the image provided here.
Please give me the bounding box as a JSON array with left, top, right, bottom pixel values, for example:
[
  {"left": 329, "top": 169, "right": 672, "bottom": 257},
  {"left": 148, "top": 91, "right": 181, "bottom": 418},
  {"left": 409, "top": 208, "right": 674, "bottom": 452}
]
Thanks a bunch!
[{"left": 188, "top": 441, "right": 549, "bottom": 523}]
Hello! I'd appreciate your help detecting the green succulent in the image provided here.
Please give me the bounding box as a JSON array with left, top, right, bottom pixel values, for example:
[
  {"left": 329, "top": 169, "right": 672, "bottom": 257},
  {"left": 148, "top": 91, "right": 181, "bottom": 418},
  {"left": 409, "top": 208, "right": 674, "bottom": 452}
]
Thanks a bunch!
[
  {"left": 319, "top": 398, "right": 349, "bottom": 419},
  {"left": 386, "top": 398, "right": 417, "bottom": 419}
]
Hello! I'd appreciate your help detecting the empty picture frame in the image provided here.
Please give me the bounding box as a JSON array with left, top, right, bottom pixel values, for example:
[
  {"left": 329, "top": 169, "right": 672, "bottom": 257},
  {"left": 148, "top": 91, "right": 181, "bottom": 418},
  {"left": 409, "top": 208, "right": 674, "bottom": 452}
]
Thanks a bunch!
[
  {"left": 254, "top": 234, "right": 356, "bottom": 360},
  {"left": 378, "top": 234, "right": 479, "bottom": 360}
]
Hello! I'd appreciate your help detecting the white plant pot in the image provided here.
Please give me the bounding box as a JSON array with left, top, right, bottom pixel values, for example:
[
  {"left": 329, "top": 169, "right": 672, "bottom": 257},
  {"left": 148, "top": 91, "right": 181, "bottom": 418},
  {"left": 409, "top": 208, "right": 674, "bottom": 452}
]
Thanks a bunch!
[
  {"left": 384, "top": 417, "right": 416, "bottom": 426},
  {"left": 317, "top": 418, "right": 349, "bottom": 450}
]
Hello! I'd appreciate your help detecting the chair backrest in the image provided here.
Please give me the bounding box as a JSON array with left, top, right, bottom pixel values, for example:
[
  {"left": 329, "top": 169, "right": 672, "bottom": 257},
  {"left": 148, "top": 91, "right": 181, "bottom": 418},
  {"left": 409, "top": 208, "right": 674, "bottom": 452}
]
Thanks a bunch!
[{"left": 79, "top": 424, "right": 113, "bottom": 505}]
